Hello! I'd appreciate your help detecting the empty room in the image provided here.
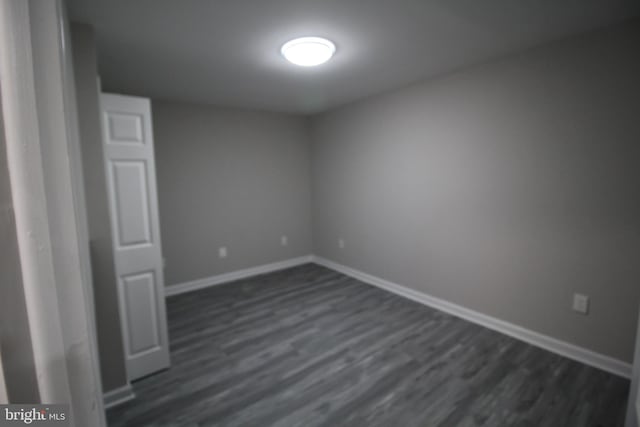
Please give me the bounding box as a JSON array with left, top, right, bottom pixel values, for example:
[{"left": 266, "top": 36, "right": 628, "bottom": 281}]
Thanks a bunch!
[{"left": 1, "top": 0, "right": 640, "bottom": 426}]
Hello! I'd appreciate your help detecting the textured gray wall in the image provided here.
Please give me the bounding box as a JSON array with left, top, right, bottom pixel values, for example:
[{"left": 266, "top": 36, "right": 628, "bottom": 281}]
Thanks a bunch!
[
  {"left": 310, "top": 21, "right": 640, "bottom": 363},
  {"left": 71, "top": 23, "right": 128, "bottom": 393},
  {"left": 153, "top": 101, "right": 313, "bottom": 285}
]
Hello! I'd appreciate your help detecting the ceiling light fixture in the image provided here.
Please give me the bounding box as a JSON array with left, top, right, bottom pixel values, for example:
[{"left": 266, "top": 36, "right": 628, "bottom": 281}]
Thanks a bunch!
[{"left": 281, "top": 37, "right": 336, "bottom": 67}]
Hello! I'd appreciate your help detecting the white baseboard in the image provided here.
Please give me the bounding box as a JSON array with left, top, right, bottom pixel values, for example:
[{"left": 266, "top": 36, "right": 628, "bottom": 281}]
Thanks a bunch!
[
  {"left": 312, "top": 256, "right": 632, "bottom": 379},
  {"left": 165, "top": 255, "right": 314, "bottom": 297},
  {"left": 103, "top": 383, "right": 135, "bottom": 410}
]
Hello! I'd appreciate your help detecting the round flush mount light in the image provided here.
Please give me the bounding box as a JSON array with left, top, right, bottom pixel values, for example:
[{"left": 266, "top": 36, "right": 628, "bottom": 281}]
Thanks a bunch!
[{"left": 281, "top": 37, "right": 336, "bottom": 67}]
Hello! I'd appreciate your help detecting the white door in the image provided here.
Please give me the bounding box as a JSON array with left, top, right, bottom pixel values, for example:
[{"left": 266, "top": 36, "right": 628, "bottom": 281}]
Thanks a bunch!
[{"left": 100, "top": 93, "right": 170, "bottom": 381}]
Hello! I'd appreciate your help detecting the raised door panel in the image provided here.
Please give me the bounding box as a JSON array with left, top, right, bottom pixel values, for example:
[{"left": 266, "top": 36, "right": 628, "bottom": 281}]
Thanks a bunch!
[
  {"left": 119, "top": 271, "right": 161, "bottom": 357},
  {"left": 105, "top": 112, "right": 145, "bottom": 145},
  {"left": 108, "top": 160, "right": 153, "bottom": 249}
]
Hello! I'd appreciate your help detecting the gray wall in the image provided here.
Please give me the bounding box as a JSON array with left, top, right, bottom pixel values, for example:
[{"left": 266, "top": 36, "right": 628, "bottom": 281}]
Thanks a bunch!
[
  {"left": 310, "top": 21, "right": 640, "bottom": 363},
  {"left": 153, "top": 101, "right": 312, "bottom": 285},
  {"left": 71, "top": 23, "right": 128, "bottom": 393}
]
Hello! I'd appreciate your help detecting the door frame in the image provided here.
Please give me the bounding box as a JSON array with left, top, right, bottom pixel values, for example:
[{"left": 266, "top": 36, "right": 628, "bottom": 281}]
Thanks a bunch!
[{"left": 0, "top": 0, "right": 105, "bottom": 425}]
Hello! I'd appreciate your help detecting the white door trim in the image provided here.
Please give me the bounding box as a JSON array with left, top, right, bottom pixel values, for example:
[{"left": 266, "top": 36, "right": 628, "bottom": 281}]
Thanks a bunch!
[
  {"left": 103, "top": 384, "right": 135, "bottom": 410},
  {"left": 0, "top": 351, "right": 7, "bottom": 404},
  {"left": 0, "top": 0, "right": 105, "bottom": 424}
]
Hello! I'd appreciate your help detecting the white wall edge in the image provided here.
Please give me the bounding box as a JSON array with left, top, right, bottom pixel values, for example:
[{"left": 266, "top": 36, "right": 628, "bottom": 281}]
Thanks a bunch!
[
  {"left": 103, "top": 383, "right": 135, "bottom": 410},
  {"left": 165, "top": 255, "right": 314, "bottom": 297},
  {"left": 312, "top": 256, "right": 632, "bottom": 379}
]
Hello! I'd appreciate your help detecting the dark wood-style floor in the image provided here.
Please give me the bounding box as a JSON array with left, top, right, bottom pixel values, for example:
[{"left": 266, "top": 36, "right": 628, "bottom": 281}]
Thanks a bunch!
[{"left": 107, "top": 264, "right": 629, "bottom": 427}]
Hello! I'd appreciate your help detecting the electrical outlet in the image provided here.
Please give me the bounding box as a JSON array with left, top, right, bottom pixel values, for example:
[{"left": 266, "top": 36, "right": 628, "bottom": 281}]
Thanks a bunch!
[
  {"left": 572, "top": 293, "right": 589, "bottom": 315},
  {"left": 338, "top": 238, "right": 345, "bottom": 249},
  {"left": 281, "top": 235, "right": 288, "bottom": 246},
  {"left": 218, "top": 246, "right": 228, "bottom": 259}
]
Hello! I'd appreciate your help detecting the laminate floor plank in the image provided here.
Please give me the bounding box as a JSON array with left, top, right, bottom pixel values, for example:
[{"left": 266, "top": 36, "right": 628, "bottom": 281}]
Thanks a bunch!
[{"left": 107, "top": 263, "right": 629, "bottom": 427}]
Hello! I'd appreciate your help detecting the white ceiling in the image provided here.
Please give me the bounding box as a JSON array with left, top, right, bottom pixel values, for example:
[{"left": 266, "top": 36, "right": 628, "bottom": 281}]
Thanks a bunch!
[{"left": 68, "top": 0, "right": 640, "bottom": 114}]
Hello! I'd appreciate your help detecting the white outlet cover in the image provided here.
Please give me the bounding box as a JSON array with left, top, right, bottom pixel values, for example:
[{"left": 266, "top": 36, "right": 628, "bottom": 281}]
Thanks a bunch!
[
  {"left": 281, "top": 235, "right": 288, "bottom": 246},
  {"left": 338, "top": 238, "right": 345, "bottom": 249},
  {"left": 572, "top": 293, "right": 589, "bottom": 314},
  {"left": 219, "top": 247, "right": 227, "bottom": 258}
]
